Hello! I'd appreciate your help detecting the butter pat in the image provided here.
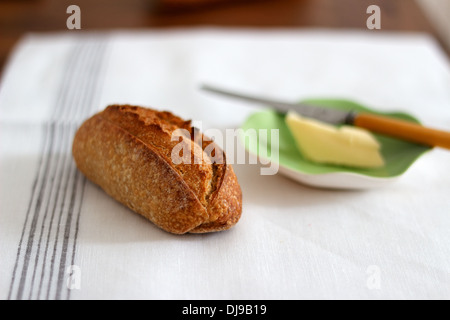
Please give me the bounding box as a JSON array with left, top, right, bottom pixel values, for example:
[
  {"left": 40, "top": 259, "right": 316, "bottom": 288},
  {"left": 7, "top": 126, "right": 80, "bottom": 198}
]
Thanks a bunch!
[{"left": 285, "top": 111, "right": 385, "bottom": 168}]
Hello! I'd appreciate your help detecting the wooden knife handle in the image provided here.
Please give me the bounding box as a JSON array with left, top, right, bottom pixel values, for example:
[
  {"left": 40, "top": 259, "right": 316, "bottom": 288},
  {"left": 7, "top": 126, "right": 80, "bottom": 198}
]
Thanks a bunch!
[{"left": 354, "top": 113, "right": 450, "bottom": 149}]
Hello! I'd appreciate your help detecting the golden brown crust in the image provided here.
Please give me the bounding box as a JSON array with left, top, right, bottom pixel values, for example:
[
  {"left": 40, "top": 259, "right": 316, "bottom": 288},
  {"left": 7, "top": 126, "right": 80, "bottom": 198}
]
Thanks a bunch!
[
  {"left": 190, "top": 164, "right": 242, "bottom": 233},
  {"left": 72, "top": 105, "right": 242, "bottom": 234},
  {"left": 100, "top": 105, "right": 213, "bottom": 207}
]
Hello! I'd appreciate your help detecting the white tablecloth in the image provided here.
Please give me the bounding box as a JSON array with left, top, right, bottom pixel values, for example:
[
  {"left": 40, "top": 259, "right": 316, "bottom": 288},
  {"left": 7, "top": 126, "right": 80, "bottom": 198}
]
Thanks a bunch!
[{"left": 1, "top": 29, "right": 449, "bottom": 300}]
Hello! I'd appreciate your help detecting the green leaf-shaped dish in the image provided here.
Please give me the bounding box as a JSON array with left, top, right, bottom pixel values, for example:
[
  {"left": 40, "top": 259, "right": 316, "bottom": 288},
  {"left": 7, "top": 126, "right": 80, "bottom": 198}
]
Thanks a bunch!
[{"left": 240, "top": 99, "right": 431, "bottom": 189}]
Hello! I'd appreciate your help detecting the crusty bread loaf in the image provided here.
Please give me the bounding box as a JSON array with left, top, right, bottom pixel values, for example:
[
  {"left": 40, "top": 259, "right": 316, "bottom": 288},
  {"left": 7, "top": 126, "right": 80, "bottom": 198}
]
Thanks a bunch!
[{"left": 72, "top": 105, "right": 242, "bottom": 234}]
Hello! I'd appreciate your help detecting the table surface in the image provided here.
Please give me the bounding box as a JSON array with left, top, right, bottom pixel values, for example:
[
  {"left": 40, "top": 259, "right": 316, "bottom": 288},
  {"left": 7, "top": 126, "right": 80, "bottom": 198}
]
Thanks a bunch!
[{"left": 0, "top": 0, "right": 448, "bottom": 77}]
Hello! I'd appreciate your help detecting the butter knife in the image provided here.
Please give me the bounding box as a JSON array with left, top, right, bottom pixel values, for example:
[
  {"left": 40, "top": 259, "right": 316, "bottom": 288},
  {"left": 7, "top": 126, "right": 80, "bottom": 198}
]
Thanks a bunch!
[{"left": 201, "top": 84, "right": 450, "bottom": 149}]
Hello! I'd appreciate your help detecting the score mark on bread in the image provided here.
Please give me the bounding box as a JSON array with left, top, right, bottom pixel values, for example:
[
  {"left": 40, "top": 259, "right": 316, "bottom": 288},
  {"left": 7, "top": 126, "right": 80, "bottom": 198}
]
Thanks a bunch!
[{"left": 72, "top": 105, "right": 242, "bottom": 234}]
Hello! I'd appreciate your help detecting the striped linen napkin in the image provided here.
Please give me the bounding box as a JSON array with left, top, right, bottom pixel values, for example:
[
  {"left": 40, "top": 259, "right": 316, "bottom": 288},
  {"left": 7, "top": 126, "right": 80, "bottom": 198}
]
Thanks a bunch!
[
  {"left": 1, "top": 29, "right": 449, "bottom": 300},
  {"left": 1, "top": 36, "right": 109, "bottom": 300}
]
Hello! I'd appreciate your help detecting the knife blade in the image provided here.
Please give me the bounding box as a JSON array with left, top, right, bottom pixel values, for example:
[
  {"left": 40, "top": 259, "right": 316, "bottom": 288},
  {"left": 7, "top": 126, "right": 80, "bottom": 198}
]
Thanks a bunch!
[
  {"left": 201, "top": 84, "right": 450, "bottom": 149},
  {"left": 201, "top": 84, "right": 353, "bottom": 125}
]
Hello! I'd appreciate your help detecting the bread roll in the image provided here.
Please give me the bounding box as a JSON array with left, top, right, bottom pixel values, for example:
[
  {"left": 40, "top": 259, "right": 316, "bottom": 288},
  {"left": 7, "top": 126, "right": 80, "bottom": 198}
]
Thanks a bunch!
[{"left": 72, "top": 105, "right": 242, "bottom": 234}]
